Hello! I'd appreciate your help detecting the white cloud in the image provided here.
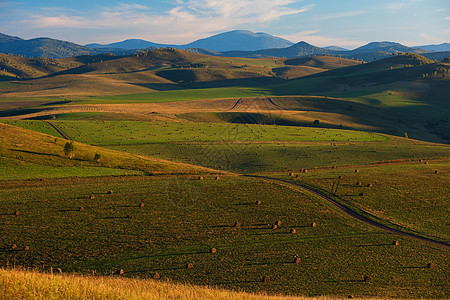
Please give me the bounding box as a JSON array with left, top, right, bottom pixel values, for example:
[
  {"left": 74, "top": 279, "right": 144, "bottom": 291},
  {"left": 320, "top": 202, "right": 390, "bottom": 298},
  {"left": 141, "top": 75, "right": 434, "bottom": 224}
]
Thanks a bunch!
[
  {"left": 20, "top": 1, "right": 314, "bottom": 44},
  {"left": 385, "top": 2, "right": 409, "bottom": 10},
  {"left": 316, "top": 10, "right": 365, "bottom": 20},
  {"left": 445, "top": 16, "right": 450, "bottom": 20}
]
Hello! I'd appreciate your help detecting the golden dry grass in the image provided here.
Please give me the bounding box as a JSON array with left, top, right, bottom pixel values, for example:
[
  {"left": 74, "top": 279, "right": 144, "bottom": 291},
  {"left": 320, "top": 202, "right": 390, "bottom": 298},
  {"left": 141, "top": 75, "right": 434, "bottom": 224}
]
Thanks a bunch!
[{"left": 0, "top": 268, "right": 382, "bottom": 300}]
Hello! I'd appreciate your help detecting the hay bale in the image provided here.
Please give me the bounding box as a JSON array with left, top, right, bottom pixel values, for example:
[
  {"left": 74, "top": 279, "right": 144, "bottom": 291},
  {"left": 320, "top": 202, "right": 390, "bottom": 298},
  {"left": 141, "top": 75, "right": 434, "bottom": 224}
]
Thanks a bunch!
[
  {"left": 424, "top": 161, "right": 428, "bottom": 164},
  {"left": 14, "top": 211, "right": 20, "bottom": 216},
  {"left": 364, "top": 275, "right": 372, "bottom": 282},
  {"left": 271, "top": 224, "right": 277, "bottom": 229},
  {"left": 10, "top": 244, "right": 17, "bottom": 249},
  {"left": 261, "top": 275, "right": 270, "bottom": 283},
  {"left": 198, "top": 176, "right": 203, "bottom": 180},
  {"left": 78, "top": 207, "right": 85, "bottom": 212},
  {"left": 356, "top": 182, "right": 362, "bottom": 186},
  {"left": 255, "top": 200, "right": 262, "bottom": 205},
  {"left": 186, "top": 263, "right": 193, "bottom": 269},
  {"left": 275, "top": 220, "right": 282, "bottom": 226},
  {"left": 89, "top": 195, "right": 95, "bottom": 200},
  {"left": 338, "top": 176, "right": 343, "bottom": 179},
  {"left": 295, "top": 174, "right": 300, "bottom": 178},
  {"left": 210, "top": 248, "right": 217, "bottom": 253},
  {"left": 393, "top": 240, "right": 399, "bottom": 246},
  {"left": 310, "top": 222, "right": 317, "bottom": 227},
  {"left": 107, "top": 190, "right": 113, "bottom": 195},
  {"left": 355, "top": 169, "right": 359, "bottom": 173},
  {"left": 293, "top": 257, "right": 301, "bottom": 264},
  {"left": 427, "top": 263, "right": 435, "bottom": 269},
  {"left": 139, "top": 203, "right": 145, "bottom": 207},
  {"left": 290, "top": 229, "right": 296, "bottom": 234},
  {"left": 419, "top": 159, "right": 423, "bottom": 162},
  {"left": 289, "top": 173, "right": 294, "bottom": 176},
  {"left": 23, "top": 246, "right": 29, "bottom": 251},
  {"left": 359, "top": 192, "right": 364, "bottom": 196},
  {"left": 435, "top": 170, "right": 439, "bottom": 174},
  {"left": 234, "top": 222, "right": 240, "bottom": 228},
  {"left": 367, "top": 183, "right": 373, "bottom": 187},
  {"left": 215, "top": 176, "right": 220, "bottom": 180},
  {"left": 152, "top": 272, "right": 160, "bottom": 279},
  {"left": 55, "top": 268, "right": 62, "bottom": 274},
  {"left": 126, "top": 214, "right": 132, "bottom": 219},
  {"left": 115, "top": 269, "right": 124, "bottom": 275},
  {"left": 303, "top": 169, "right": 308, "bottom": 173}
]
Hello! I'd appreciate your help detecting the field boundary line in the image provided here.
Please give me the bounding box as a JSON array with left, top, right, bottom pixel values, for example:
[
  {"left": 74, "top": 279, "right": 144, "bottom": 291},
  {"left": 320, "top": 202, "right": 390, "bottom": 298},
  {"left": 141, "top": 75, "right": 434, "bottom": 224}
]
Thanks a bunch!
[{"left": 245, "top": 175, "right": 450, "bottom": 249}]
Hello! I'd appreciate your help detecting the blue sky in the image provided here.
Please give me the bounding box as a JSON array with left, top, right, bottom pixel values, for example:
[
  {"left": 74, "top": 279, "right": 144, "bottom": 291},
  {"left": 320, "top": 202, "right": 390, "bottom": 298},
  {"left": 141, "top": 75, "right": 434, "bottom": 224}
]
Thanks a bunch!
[{"left": 0, "top": 0, "right": 448, "bottom": 48}]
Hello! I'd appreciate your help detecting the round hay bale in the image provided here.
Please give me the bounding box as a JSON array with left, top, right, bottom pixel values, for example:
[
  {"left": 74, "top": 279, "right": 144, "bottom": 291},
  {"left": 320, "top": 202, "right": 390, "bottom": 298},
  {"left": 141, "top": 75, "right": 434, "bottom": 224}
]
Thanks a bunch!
[
  {"left": 23, "top": 246, "right": 29, "bottom": 251},
  {"left": 215, "top": 176, "right": 220, "bottom": 180},
  {"left": 186, "top": 263, "right": 193, "bottom": 269},
  {"left": 210, "top": 248, "right": 217, "bottom": 253},
  {"left": 271, "top": 224, "right": 278, "bottom": 229},
  {"left": 359, "top": 192, "right": 364, "bottom": 196},
  {"left": 89, "top": 195, "right": 95, "bottom": 200},
  {"left": 356, "top": 182, "right": 362, "bottom": 186},
  {"left": 55, "top": 268, "right": 62, "bottom": 274},
  {"left": 289, "top": 173, "right": 294, "bottom": 177},
  {"left": 139, "top": 203, "right": 145, "bottom": 207},
  {"left": 435, "top": 170, "right": 439, "bottom": 174},
  {"left": 393, "top": 240, "right": 399, "bottom": 246},
  {"left": 255, "top": 200, "right": 262, "bottom": 205},
  {"left": 295, "top": 174, "right": 300, "bottom": 178},
  {"left": 310, "top": 222, "right": 317, "bottom": 228},
  {"left": 261, "top": 275, "right": 270, "bottom": 283},
  {"left": 303, "top": 169, "right": 308, "bottom": 173},
  {"left": 152, "top": 272, "right": 160, "bottom": 279},
  {"left": 419, "top": 159, "right": 423, "bottom": 162},
  {"left": 198, "top": 176, "right": 203, "bottom": 180},
  {"left": 290, "top": 229, "right": 296, "bottom": 234},
  {"left": 332, "top": 166, "right": 337, "bottom": 169},
  {"left": 367, "top": 183, "right": 373, "bottom": 187},
  {"left": 427, "top": 263, "right": 435, "bottom": 269},
  {"left": 355, "top": 169, "right": 359, "bottom": 173},
  {"left": 14, "top": 211, "right": 20, "bottom": 216},
  {"left": 10, "top": 244, "right": 17, "bottom": 249},
  {"left": 275, "top": 220, "right": 282, "bottom": 226},
  {"left": 364, "top": 275, "right": 372, "bottom": 282},
  {"left": 293, "top": 257, "right": 301, "bottom": 264},
  {"left": 115, "top": 269, "right": 124, "bottom": 275},
  {"left": 234, "top": 222, "right": 240, "bottom": 228},
  {"left": 338, "top": 176, "right": 343, "bottom": 179},
  {"left": 424, "top": 161, "right": 428, "bottom": 164},
  {"left": 107, "top": 190, "right": 113, "bottom": 195},
  {"left": 78, "top": 207, "right": 85, "bottom": 212},
  {"left": 126, "top": 214, "right": 132, "bottom": 219}
]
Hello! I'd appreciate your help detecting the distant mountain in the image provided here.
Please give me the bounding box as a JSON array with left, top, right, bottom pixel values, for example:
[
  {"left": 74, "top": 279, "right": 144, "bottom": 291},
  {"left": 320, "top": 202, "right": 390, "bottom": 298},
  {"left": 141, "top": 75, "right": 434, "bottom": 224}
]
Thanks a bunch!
[
  {"left": 86, "top": 39, "right": 171, "bottom": 50},
  {"left": 324, "top": 46, "right": 348, "bottom": 51},
  {"left": 415, "top": 43, "right": 450, "bottom": 52},
  {"left": 183, "top": 30, "right": 293, "bottom": 52},
  {"left": 350, "top": 41, "right": 427, "bottom": 54},
  {"left": 84, "top": 30, "right": 294, "bottom": 52},
  {"left": 223, "top": 41, "right": 331, "bottom": 58},
  {"left": 0, "top": 33, "right": 141, "bottom": 58}
]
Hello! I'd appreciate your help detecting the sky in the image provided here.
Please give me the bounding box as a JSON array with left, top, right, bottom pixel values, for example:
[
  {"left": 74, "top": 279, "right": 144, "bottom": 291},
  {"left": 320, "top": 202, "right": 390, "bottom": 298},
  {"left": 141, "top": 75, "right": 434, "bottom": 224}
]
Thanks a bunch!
[{"left": 0, "top": 0, "right": 449, "bottom": 49}]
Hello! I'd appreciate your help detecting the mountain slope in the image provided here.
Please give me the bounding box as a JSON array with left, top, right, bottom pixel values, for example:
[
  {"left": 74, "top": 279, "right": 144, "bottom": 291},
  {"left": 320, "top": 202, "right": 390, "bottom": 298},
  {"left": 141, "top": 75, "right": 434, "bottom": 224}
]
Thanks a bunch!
[
  {"left": 415, "top": 43, "right": 450, "bottom": 52},
  {"left": 350, "top": 41, "right": 427, "bottom": 54},
  {"left": 86, "top": 39, "right": 171, "bottom": 49},
  {"left": 184, "top": 30, "right": 293, "bottom": 52}
]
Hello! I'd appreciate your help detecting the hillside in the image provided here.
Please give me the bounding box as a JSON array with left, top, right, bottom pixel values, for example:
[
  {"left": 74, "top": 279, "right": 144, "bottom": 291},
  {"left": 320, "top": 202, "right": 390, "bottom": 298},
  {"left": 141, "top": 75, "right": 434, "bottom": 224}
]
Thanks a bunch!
[{"left": 0, "top": 122, "right": 218, "bottom": 178}]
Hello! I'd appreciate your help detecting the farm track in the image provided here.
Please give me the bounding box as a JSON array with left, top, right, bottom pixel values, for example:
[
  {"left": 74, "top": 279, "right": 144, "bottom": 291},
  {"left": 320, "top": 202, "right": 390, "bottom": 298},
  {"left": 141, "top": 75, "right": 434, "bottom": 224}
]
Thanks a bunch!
[
  {"left": 44, "top": 121, "right": 69, "bottom": 140},
  {"left": 247, "top": 175, "right": 450, "bottom": 249}
]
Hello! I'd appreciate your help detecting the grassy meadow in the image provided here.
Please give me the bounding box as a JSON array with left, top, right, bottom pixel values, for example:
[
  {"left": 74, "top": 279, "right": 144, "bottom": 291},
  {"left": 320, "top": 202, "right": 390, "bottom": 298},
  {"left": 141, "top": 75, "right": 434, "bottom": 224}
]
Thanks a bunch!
[
  {"left": 0, "top": 51, "right": 449, "bottom": 299},
  {"left": 0, "top": 175, "right": 448, "bottom": 298}
]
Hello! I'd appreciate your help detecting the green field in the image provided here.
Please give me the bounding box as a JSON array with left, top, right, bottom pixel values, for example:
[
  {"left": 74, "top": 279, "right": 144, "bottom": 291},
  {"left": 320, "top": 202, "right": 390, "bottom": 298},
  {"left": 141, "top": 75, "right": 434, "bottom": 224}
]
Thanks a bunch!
[
  {"left": 0, "top": 175, "right": 448, "bottom": 298},
  {"left": 271, "top": 161, "right": 450, "bottom": 243}
]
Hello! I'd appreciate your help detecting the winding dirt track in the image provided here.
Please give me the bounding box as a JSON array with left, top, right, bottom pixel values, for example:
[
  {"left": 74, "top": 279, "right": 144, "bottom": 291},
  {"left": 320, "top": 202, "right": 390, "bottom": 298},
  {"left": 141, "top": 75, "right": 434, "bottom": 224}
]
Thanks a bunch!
[
  {"left": 44, "top": 121, "right": 69, "bottom": 140},
  {"left": 246, "top": 175, "right": 450, "bottom": 249}
]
